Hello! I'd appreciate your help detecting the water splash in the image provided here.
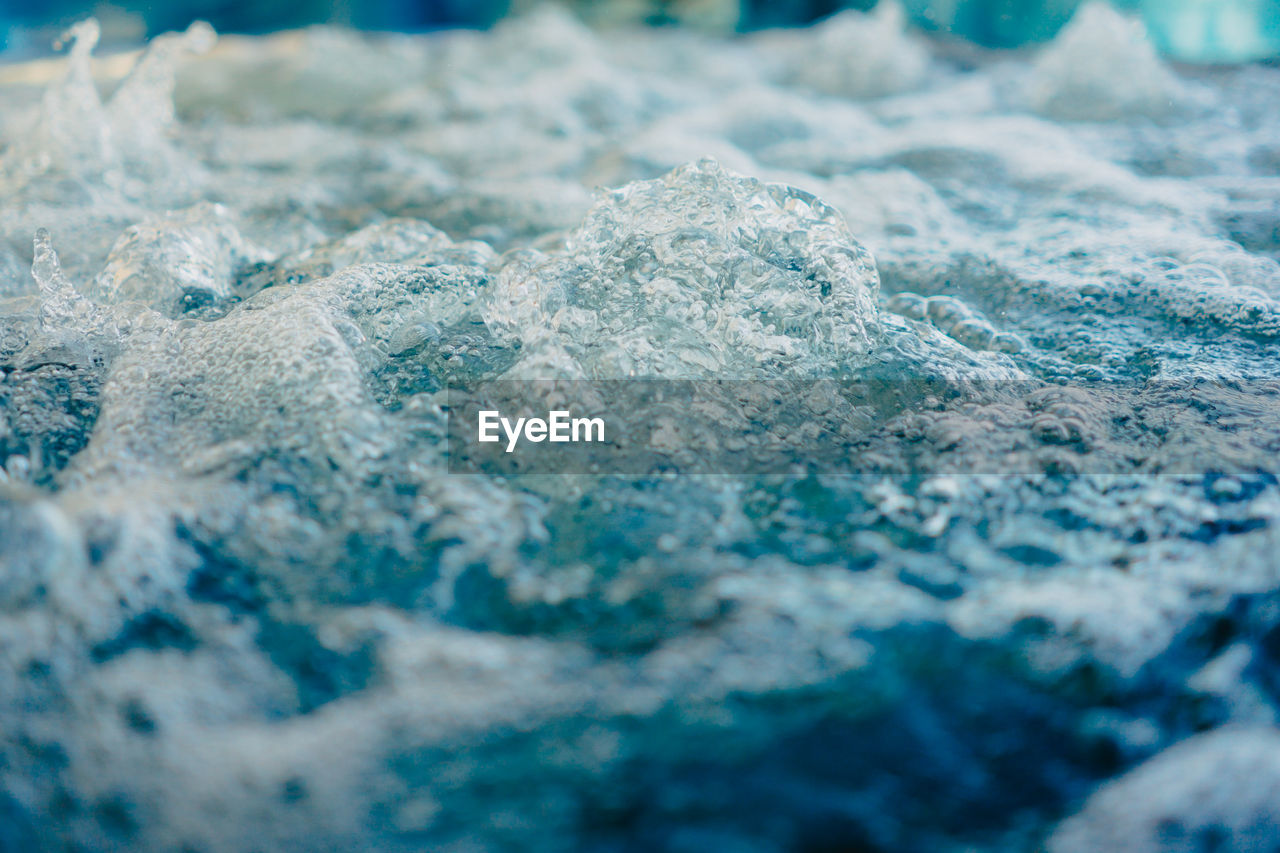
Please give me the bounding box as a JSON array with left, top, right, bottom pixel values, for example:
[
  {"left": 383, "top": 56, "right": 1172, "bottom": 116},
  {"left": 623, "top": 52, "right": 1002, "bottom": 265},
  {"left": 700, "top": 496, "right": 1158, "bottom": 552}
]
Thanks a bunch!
[
  {"left": 3, "top": 18, "right": 214, "bottom": 190},
  {"left": 106, "top": 21, "right": 216, "bottom": 178},
  {"left": 1027, "top": 2, "right": 1183, "bottom": 121},
  {"left": 90, "top": 202, "right": 266, "bottom": 317},
  {"left": 487, "top": 159, "right": 881, "bottom": 379},
  {"left": 771, "top": 1, "right": 929, "bottom": 99},
  {"left": 32, "top": 228, "right": 90, "bottom": 331},
  {"left": 7, "top": 20, "right": 113, "bottom": 179}
]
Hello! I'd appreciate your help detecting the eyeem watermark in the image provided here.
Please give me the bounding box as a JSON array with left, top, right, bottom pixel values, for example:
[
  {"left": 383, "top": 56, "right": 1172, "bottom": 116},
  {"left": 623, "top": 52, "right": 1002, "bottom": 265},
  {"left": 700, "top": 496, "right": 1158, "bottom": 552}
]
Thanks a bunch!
[
  {"left": 478, "top": 410, "right": 605, "bottom": 452},
  {"left": 447, "top": 379, "right": 1280, "bottom": 477}
]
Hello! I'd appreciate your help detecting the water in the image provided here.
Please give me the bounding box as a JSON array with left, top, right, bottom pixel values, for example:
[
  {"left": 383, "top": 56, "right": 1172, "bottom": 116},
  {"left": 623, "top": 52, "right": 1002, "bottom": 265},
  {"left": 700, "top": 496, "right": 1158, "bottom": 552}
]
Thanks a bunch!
[
  {"left": 2, "top": 4, "right": 1280, "bottom": 851},
  {"left": 487, "top": 158, "right": 882, "bottom": 378},
  {"left": 901, "top": 0, "right": 1280, "bottom": 61}
]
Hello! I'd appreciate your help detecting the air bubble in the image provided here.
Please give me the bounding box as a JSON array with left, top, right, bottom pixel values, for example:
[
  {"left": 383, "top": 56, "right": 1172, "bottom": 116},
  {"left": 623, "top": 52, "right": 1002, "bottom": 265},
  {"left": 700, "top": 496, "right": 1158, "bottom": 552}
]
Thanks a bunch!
[
  {"left": 949, "top": 318, "right": 996, "bottom": 350},
  {"left": 886, "top": 291, "right": 929, "bottom": 321}
]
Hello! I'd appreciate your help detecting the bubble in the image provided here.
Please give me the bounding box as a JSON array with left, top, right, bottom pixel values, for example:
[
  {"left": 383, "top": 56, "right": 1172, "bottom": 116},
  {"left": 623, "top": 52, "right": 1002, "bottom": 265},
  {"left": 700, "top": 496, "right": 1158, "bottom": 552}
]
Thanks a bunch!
[
  {"left": 991, "top": 332, "right": 1026, "bottom": 355},
  {"left": 949, "top": 318, "right": 996, "bottom": 350},
  {"left": 886, "top": 291, "right": 929, "bottom": 321},
  {"left": 925, "top": 295, "right": 971, "bottom": 329}
]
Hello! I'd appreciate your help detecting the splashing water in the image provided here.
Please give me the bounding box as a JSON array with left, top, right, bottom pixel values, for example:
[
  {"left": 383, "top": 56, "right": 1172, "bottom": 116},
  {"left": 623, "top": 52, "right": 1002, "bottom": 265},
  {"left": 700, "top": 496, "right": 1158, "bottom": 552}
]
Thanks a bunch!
[
  {"left": 487, "top": 159, "right": 882, "bottom": 378},
  {"left": 2, "top": 6, "right": 1280, "bottom": 852}
]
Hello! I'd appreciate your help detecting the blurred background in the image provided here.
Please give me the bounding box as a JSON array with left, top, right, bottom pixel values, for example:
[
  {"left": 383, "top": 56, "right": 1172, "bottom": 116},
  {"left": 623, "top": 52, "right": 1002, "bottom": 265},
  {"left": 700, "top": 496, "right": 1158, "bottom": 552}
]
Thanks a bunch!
[{"left": 1, "top": 0, "right": 1278, "bottom": 63}]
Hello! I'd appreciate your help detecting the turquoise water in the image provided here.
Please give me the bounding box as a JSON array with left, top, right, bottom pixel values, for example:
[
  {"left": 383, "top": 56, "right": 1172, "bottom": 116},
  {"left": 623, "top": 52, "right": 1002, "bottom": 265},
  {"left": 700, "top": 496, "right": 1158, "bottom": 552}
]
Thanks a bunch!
[
  {"left": 902, "top": 0, "right": 1280, "bottom": 60},
  {"left": 2, "top": 4, "right": 1280, "bottom": 851}
]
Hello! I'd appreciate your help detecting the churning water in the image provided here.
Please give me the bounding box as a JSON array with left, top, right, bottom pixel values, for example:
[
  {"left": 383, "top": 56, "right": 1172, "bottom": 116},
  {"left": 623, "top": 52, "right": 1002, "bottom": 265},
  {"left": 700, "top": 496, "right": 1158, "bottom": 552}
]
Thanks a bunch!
[{"left": 3, "top": 3, "right": 1280, "bottom": 850}]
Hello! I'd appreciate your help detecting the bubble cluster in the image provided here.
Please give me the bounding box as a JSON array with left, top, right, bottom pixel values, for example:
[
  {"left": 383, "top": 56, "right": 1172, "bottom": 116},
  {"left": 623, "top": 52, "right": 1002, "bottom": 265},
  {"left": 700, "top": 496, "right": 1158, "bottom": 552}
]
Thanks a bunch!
[
  {"left": 885, "top": 290, "right": 1024, "bottom": 354},
  {"left": 487, "top": 158, "right": 882, "bottom": 378}
]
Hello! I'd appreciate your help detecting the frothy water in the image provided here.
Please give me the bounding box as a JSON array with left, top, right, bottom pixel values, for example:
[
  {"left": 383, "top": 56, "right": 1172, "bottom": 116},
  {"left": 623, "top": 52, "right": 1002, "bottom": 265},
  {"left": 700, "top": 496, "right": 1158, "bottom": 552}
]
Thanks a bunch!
[
  {"left": 487, "top": 159, "right": 882, "bottom": 378},
  {"left": 2, "top": 4, "right": 1280, "bottom": 851}
]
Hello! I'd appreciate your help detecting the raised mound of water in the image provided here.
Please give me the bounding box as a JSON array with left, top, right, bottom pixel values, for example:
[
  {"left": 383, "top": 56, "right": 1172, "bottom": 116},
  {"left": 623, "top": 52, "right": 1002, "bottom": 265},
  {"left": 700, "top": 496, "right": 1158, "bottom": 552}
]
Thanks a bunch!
[{"left": 3, "top": 4, "right": 1280, "bottom": 851}]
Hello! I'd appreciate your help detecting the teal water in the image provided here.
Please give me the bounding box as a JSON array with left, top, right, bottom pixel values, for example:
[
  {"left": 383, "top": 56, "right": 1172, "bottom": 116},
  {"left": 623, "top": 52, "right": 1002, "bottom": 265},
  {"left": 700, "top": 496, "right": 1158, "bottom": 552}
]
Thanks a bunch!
[{"left": 2, "top": 5, "right": 1280, "bottom": 851}]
